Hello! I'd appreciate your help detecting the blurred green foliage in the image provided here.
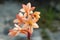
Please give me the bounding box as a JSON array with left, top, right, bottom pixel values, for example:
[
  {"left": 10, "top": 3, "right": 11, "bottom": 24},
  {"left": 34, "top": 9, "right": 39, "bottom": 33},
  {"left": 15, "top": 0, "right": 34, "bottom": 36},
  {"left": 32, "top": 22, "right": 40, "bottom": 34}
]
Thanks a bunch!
[{"left": 35, "top": 6, "right": 58, "bottom": 32}]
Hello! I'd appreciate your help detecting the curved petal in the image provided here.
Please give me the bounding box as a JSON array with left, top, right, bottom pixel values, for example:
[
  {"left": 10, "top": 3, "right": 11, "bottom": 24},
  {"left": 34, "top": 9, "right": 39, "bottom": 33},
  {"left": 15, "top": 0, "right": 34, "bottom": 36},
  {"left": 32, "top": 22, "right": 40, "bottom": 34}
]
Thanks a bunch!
[
  {"left": 19, "top": 12, "right": 23, "bottom": 17},
  {"left": 30, "top": 11, "right": 33, "bottom": 14},
  {"left": 14, "top": 24, "right": 22, "bottom": 30},
  {"left": 22, "top": 4, "right": 26, "bottom": 9},
  {"left": 8, "top": 31, "right": 18, "bottom": 37},
  {"left": 27, "top": 3, "right": 31, "bottom": 10},
  {"left": 13, "top": 19, "right": 19, "bottom": 23},
  {"left": 31, "top": 7, "right": 35, "bottom": 11},
  {"left": 20, "top": 30, "right": 27, "bottom": 35},
  {"left": 15, "top": 31, "right": 20, "bottom": 36},
  {"left": 20, "top": 9, "right": 25, "bottom": 12},
  {"left": 33, "top": 23, "right": 39, "bottom": 28},
  {"left": 32, "top": 18, "right": 39, "bottom": 23},
  {"left": 16, "top": 14, "right": 23, "bottom": 22}
]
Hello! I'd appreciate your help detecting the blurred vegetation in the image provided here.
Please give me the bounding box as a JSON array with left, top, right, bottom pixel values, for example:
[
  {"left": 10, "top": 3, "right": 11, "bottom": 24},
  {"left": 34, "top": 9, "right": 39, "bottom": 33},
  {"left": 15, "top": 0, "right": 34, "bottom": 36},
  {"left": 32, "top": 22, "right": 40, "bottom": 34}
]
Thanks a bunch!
[
  {"left": 55, "top": 12, "right": 60, "bottom": 20},
  {"left": 35, "top": 6, "right": 58, "bottom": 32},
  {"left": 41, "top": 29, "right": 50, "bottom": 40}
]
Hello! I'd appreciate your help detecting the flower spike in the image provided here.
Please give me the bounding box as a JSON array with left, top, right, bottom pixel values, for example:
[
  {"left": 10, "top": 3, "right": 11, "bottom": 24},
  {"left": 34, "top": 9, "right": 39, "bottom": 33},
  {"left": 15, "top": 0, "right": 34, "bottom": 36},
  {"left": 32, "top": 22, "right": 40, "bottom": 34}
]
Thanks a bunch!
[{"left": 8, "top": 3, "right": 40, "bottom": 40}]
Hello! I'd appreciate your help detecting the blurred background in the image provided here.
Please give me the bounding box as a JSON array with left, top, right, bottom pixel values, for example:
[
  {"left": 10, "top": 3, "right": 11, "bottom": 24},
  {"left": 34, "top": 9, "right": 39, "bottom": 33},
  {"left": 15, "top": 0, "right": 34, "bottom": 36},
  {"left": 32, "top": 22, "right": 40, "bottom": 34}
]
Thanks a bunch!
[{"left": 0, "top": 0, "right": 60, "bottom": 40}]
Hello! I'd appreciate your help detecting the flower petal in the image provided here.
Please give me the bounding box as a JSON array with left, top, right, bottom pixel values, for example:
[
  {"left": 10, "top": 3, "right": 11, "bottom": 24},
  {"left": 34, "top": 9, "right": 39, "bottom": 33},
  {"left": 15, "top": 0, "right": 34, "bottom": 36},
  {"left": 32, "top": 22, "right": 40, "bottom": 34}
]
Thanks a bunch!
[
  {"left": 19, "top": 12, "right": 23, "bottom": 17},
  {"left": 30, "top": 11, "right": 33, "bottom": 14},
  {"left": 20, "top": 9, "right": 25, "bottom": 12},
  {"left": 8, "top": 31, "right": 17, "bottom": 37},
  {"left": 22, "top": 4, "right": 26, "bottom": 9},
  {"left": 15, "top": 31, "right": 20, "bottom": 36},
  {"left": 13, "top": 19, "right": 19, "bottom": 23},
  {"left": 14, "top": 24, "right": 22, "bottom": 30},
  {"left": 31, "top": 7, "right": 35, "bottom": 11},
  {"left": 33, "top": 23, "right": 39, "bottom": 28},
  {"left": 27, "top": 3, "right": 31, "bottom": 10}
]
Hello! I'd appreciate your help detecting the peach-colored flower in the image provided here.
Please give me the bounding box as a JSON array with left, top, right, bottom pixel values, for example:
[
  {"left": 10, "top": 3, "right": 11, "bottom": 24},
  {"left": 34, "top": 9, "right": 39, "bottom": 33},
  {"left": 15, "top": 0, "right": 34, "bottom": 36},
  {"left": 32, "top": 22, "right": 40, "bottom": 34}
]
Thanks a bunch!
[
  {"left": 20, "top": 3, "right": 35, "bottom": 18},
  {"left": 8, "top": 3, "right": 40, "bottom": 37},
  {"left": 13, "top": 14, "right": 24, "bottom": 25},
  {"left": 22, "top": 3, "right": 35, "bottom": 14},
  {"left": 33, "top": 11, "right": 40, "bottom": 18},
  {"left": 8, "top": 24, "right": 31, "bottom": 37},
  {"left": 8, "top": 24, "right": 21, "bottom": 37},
  {"left": 31, "top": 11, "right": 40, "bottom": 23},
  {"left": 8, "top": 29, "right": 18, "bottom": 37}
]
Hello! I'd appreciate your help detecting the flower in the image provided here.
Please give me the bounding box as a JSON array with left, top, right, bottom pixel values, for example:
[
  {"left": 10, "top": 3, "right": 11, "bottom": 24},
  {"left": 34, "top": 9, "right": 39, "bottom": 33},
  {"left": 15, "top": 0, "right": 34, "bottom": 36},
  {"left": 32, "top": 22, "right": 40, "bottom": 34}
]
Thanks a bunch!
[
  {"left": 13, "top": 14, "right": 24, "bottom": 25},
  {"left": 8, "top": 24, "right": 31, "bottom": 37},
  {"left": 20, "top": 3, "right": 35, "bottom": 18},
  {"left": 8, "top": 3, "right": 40, "bottom": 38},
  {"left": 8, "top": 29, "right": 18, "bottom": 37},
  {"left": 22, "top": 3, "right": 35, "bottom": 14},
  {"left": 31, "top": 11, "right": 40, "bottom": 23},
  {"left": 23, "top": 18, "right": 39, "bottom": 34},
  {"left": 33, "top": 11, "right": 40, "bottom": 18},
  {"left": 8, "top": 24, "right": 21, "bottom": 37}
]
